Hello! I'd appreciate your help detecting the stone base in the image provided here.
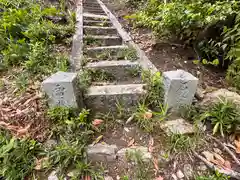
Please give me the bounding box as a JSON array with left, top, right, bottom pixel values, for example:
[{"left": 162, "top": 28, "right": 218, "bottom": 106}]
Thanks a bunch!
[{"left": 85, "top": 84, "right": 146, "bottom": 114}]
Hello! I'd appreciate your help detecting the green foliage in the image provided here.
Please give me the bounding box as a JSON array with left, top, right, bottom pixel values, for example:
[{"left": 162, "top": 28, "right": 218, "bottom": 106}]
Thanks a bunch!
[
  {"left": 0, "top": 129, "right": 43, "bottom": 180},
  {"left": 0, "top": 0, "right": 75, "bottom": 79},
  {"left": 195, "top": 171, "right": 229, "bottom": 180},
  {"left": 125, "top": 150, "right": 153, "bottom": 180},
  {"left": 200, "top": 98, "right": 240, "bottom": 136},
  {"left": 135, "top": 103, "right": 167, "bottom": 132},
  {"left": 141, "top": 71, "right": 164, "bottom": 107},
  {"left": 127, "top": 0, "right": 239, "bottom": 41}
]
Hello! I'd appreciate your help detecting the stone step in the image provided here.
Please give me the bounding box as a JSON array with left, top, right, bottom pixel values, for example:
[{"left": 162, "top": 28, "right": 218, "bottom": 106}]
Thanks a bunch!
[
  {"left": 84, "top": 45, "right": 128, "bottom": 59},
  {"left": 84, "top": 26, "right": 118, "bottom": 36},
  {"left": 83, "top": 9, "right": 106, "bottom": 15},
  {"left": 85, "top": 84, "right": 146, "bottom": 113},
  {"left": 84, "top": 35, "right": 122, "bottom": 46},
  {"left": 83, "top": 13, "right": 108, "bottom": 21},
  {"left": 83, "top": 20, "right": 112, "bottom": 27},
  {"left": 85, "top": 60, "right": 142, "bottom": 82}
]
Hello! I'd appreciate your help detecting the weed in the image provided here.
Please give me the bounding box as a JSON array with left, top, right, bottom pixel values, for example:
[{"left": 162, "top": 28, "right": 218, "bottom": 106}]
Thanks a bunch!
[
  {"left": 48, "top": 136, "right": 86, "bottom": 174},
  {"left": 125, "top": 150, "right": 154, "bottom": 180},
  {"left": 0, "top": 129, "right": 43, "bottom": 180},
  {"left": 135, "top": 102, "right": 167, "bottom": 132},
  {"left": 141, "top": 71, "right": 164, "bottom": 107},
  {"left": 169, "top": 133, "right": 203, "bottom": 153},
  {"left": 116, "top": 47, "right": 138, "bottom": 61},
  {"left": 126, "top": 65, "right": 141, "bottom": 77},
  {"left": 84, "top": 36, "right": 101, "bottom": 47},
  {"left": 200, "top": 98, "right": 240, "bottom": 136},
  {"left": 81, "top": 69, "right": 115, "bottom": 84},
  {"left": 14, "top": 71, "right": 30, "bottom": 92},
  {"left": 195, "top": 171, "right": 229, "bottom": 180}
]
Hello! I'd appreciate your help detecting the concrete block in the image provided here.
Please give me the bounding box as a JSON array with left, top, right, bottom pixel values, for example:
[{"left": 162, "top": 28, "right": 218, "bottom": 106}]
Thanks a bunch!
[
  {"left": 83, "top": 20, "right": 112, "bottom": 27},
  {"left": 83, "top": 13, "right": 108, "bottom": 21},
  {"left": 85, "top": 84, "right": 146, "bottom": 113},
  {"left": 87, "top": 143, "right": 117, "bottom": 162},
  {"left": 84, "top": 26, "right": 118, "bottom": 36},
  {"left": 85, "top": 60, "right": 141, "bottom": 82},
  {"left": 42, "top": 71, "right": 82, "bottom": 108},
  {"left": 160, "top": 118, "right": 195, "bottom": 135},
  {"left": 84, "top": 35, "right": 122, "bottom": 46},
  {"left": 85, "top": 45, "right": 128, "bottom": 58},
  {"left": 163, "top": 69, "right": 198, "bottom": 109}
]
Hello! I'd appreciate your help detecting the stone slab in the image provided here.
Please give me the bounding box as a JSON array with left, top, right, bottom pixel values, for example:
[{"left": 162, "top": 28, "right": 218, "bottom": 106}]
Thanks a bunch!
[
  {"left": 85, "top": 84, "right": 146, "bottom": 113},
  {"left": 84, "top": 35, "right": 122, "bottom": 46},
  {"left": 163, "top": 69, "right": 198, "bottom": 109},
  {"left": 85, "top": 60, "right": 141, "bottom": 82},
  {"left": 42, "top": 71, "right": 82, "bottom": 108},
  {"left": 202, "top": 88, "right": 240, "bottom": 106},
  {"left": 83, "top": 13, "right": 109, "bottom": 20},
  {"left": 117, "top": 146, "right": 152, "bottom": 162},
  {"left": 85, "top": 45, "right": 128, "bottom": 58},
  {"left": 83, "top": 20, "right": 112, "bottom": 27},
  {"left": 160, "top": 118, "right": 195, "bottom": 135},
  {"left": 84, "top": 26, "right": 118, "bottom": 36},
  {"left": 87, "top": 143, "right": 117, "bottom": 162}
]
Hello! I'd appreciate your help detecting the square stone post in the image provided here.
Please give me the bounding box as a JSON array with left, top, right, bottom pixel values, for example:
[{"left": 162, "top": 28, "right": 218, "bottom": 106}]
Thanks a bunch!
[
  {"left": 163, "top": 69, "right": 198, "bottom": 109},
  {"left": 42, "top": 71, "right": 83, "bottom": 108}
]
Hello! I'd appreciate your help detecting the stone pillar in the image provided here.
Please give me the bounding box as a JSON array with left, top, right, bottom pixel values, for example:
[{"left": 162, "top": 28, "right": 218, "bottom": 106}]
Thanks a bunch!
[
  {"left": 163, "top": 69, "right": 198, "bottom": 109},
  {"left": 42, "top": 71, "right": 82, "bottom": 108}
]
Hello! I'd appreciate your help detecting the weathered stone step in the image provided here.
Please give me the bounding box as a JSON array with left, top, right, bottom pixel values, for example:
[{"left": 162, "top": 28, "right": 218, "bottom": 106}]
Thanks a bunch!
[
  {"left": 83, "top": 20, "right": 112, "bottom": 27},
  {"left": 84, "top": 35, "right": 122, "bottom": 46},
  {"left": 84, "top": 45, "right": 128, "bottom": 59},
  {"left": 85, "top": 84, "right": 146, "bottom": 113},
  {"left": 84, "top": 26, "right": 118, "bottom": 36},
  {"left": 83, "top": 9, "right": 106, "bottom": 15},
  {"left": 83, "top": 13, "right": 109, "bottom": 21},
  {"left": 85, "top": 60, "right": 142, "bottom": 82}
]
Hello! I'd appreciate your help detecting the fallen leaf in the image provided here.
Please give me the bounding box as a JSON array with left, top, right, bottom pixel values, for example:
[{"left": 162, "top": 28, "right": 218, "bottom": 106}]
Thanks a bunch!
[
  {"left": 144, "top": 111, "right": 153, "bottom": 119},
  {"left": 224, "top": 160, "right": 231, "bottom": 170},
  {"left": 92, "top": 119, "right": 103, "bottom": 127},
  {"left": 155, "top": 176, "right": 163, "bottom": 180},
  {"left": 234, "top": 139, "right": 240, "bottom": 153},
  {"left": 128, "top": 138, "right": 135, "bottom": 147},
  {"left": 214, "top": 153, "right": 225, "bottom": 165},
  {"left": 84, "top": 176, "right": 91, "bottom": 180},
  {"left": 17, "top": 124, "right": 31, "bottom": 136},
  {"left": 92, "top": 135, "right": 103, "bottom": 145}
]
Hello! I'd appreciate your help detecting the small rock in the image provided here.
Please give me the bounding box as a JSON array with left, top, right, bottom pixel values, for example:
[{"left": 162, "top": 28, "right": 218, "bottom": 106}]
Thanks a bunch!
[
  {"left": 48, "top": 171, "right": 58, "bottom": 180},
  {"left": 177, "top": 170, "right": 184, "bottom": 179},
  {"left": 44, "top": 139, "right": 57, "bottom": 149},
  {"left": 202, "top": 89, "right": 240, "bottom": 106},
  {"left": 87, "top": 143, "right": 117, "bottom": 162},
  {"left": 213, "top": 148, "right": 222, "bottom": 155},
  {"left": 104, "top": 176, "right": 114, "bottom": 180},
  {"left": 183, "top": 164, "right": 194, "bottom": 179},
  {"left": 202, "top": 151, "right": 214, "bottom": 161},
  {"left": 117, "top": 146, "right": 152, "bottom": 162},
  {"left": 160, "top": 118, "right": 195, "bottom": 135},
  {"left": 195, "top": 88, "right": 204, "bottom": 100},
  {"left": 198, "top": 162, "right": 207, "bottom": 171},
  {"left": 171, "top": 174, "right": 178, "bottom": 180}
]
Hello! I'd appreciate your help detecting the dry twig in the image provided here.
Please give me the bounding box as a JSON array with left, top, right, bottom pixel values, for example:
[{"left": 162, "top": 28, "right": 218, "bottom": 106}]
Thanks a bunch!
[
  {"left": 208, "top": 135, "right": 240, "bottom": 166},
  {"left": 193, "top": 151, "right": 240, "bottom": 179}
]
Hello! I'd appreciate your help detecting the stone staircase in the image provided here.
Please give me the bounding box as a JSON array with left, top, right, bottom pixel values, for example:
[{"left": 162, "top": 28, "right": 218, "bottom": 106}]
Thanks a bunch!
[{"left": 71, "top": 0, "right": 158, "bottom": 113}]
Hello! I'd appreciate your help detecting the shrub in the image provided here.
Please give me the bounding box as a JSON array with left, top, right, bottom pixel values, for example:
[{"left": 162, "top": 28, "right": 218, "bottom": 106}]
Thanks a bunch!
[{"left": 200, "top": 98, "right": 240, "bottom": 136}]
